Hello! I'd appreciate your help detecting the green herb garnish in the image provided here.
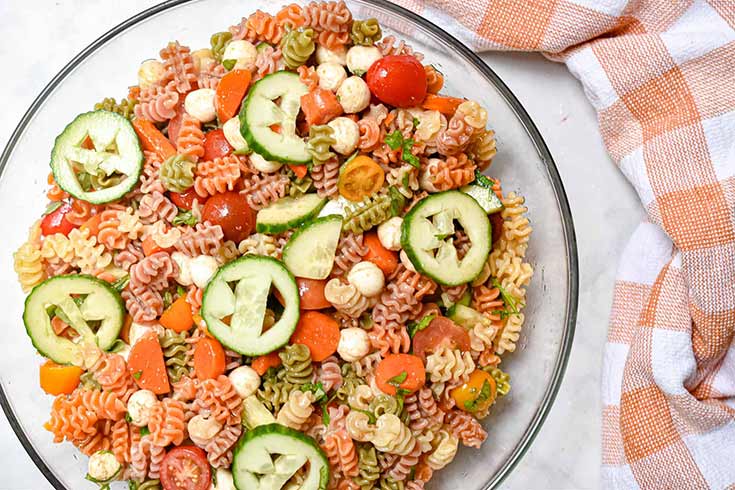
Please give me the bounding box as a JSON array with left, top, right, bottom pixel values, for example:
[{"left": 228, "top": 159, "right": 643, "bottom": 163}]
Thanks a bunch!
[
  {"left": 172, "top": 209, "right": 198, "bottom": 226},
  {"left": 408, "top": 314, "right": 436, "bottom": 338},
  {"left": 111, "top": 274, "right": 129, "bottom": 292},
  {"left": 222, "top": 59, "right": 236, "bottom": 70},
  {"left": 133, "top": 371, "right": 142, "bottom": 380},
  {"left": 139, "top": 426, "right": 150, "bottom": 436},
  {"left": 387, "top": 371, "right": 407, "bottom": 387},
  {"left": 301, "top": 381, "right": 327, "bottom": 402},
  {"left": 351, "top": 407, "right": 377, "bottom": 424},
  {"left": 388, "top": 186, "right": 406, "bottom": 217},
  {"left": 385, "top": 130, "right": 403, "bottom": 150},
  {"left": 43, "top": 201, "right": 63, "bottom": 216}
]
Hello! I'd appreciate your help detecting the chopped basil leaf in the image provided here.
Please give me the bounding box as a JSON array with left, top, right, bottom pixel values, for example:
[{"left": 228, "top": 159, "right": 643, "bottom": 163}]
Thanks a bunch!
[
  {"left": 222, "top": 59, "right": 236, "bottom": 70},
  {"left": 133, "top": 371, "right": 142, "bottom": 380},
  {"left": 139, "top": 426, "right": 150, "bottom": 436},
  {"left": 473, "top": 170, "right": 496, "bottom": 189},
  {"left": 43, "top": 201, "right": 63, "bottom": 216},
  {"left": 402, "top": 138, "right": 420, "bottom": 168},
  {"left": 351, "top": 407, "right": 377, "bottom": 424},
  {"left": 389, "top": 186, "right": 406, "bottom": 217},
  {"left": 408, "top": 313, "right": 436, "bottom": 338},
  {"left": 492, "top": 278, "right": 519, "bottom": 315},
  {"left": 321, "top": 403, "right": 330, "bottom": 426},
  {"left": 387, "top": 371, "right": 407, "bottom": 387},
  {"left": 111, "top": 274, "right": 129, "bottom": 292},
  {"left": 412, "top": 117, "right": 420, "bottom": 128},
  {"left": 464, "top": 379, "right": 493, "bottom": 412},
  {"left": 301, "top": 381, "right": 327, "bottom": 402},
  {"left": 125, "top": 412, "right": 132, "bottom": 423},
  {"left": 384, "top": 130, "right": 403, "bottom": 150},
  {"left": 172, "top": 209, "right": 198, "bottom": 226}
]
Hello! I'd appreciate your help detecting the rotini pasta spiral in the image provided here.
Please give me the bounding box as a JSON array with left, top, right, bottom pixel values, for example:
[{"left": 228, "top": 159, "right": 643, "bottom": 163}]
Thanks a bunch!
[
  {"left": 94, "top": 97, "right": 137, "bottom": 119},
  {"left": 350, "top": 18, "right": 382, "bottom": 45},
  {"left": 281, "top": 27, "right": 316, "bottom": 69},
  {"left": 425, "top": 346, "right": 475, "bottom": 384},
  {"left": 159, "top": 154, "right": 196, "bottom": 193},
  {"left": 280, "top": 343, "right": 313, "bottom": 386},
  {"left": 276, "top": 390, "right": 316, "bottom": 429},
  {"left": 159, "top": 329, "right": 190, "bottom": 382}
]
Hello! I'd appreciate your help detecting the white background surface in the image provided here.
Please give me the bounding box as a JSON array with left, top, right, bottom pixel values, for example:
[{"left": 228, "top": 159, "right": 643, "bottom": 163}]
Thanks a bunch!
[{"left": 0, "top": 1, "right": 645, "bottom": 489}]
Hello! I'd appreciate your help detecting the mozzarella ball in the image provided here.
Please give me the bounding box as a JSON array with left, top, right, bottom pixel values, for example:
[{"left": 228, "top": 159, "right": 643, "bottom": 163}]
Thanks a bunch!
[
  {"left": 223, "top": 40, "right": 258, "bottom": 70},
  {"left": 327, "top": 117, "right": 360, "bottom": 155},
  {"left": 190, "top": 255, "right": 219, "bottom": 289},
  {"left": 192, "top": 48, "right": 215, "bottom": 73},
  {"left": 420, "top": 158, "right": 441, "bottom": 192},
  {"left": 210, "top": 468, "right": 236, "bottom": 490},
  {"left": 87, "top": 451, "right": 121, "bottom": 482},
  {"left": 228, "top": 366, "right": 261, "bottom": 399},
  {"left": 126, "top": 390, "right": 158, "bottom": 427},
  {"left": 346, "top": 46, "right": 382, "bottom": 75},
  {"left": 318, "top": 196, "right": 349, "bottom": 218},
  {"left": 347, "top": 261, "right": 385, "bottom": 297},
  {"left": 222, "top": 117, "right": 249, "bottom": 151},
  {"left": 185, "top": 89, "right": 217, "bottom": 123},
  {"left": 171, "top": 251, "right": 193, "bottom": 286},
  {"left": 337, "top": 76, "right": 371, "bottom": 114},
  {"left": 316, "top": 44, "right": 347, "bottom": 65},
  {"left": 128, "top": 322, "right": 163, "bottom": 346},
  {"left": 249, "top": 152, "right": 283, "bottom": 173},
  {"left": 377, "top": 217, "right": 403, "bottom": 252},
  {"left": 400, "top": 249, "right": 417, "bottom": 272},
  {"left": 317, "top": 62, "right": 347, "bottom": 91},
  {"left": 137, "top": 59, "right": 165, "bottom": 89},
  {"left": 187, "top": 414, "right": 223, "bottom": 446},
  {"left": 337, "top": 327, "right": 371, "bottom": 362}
]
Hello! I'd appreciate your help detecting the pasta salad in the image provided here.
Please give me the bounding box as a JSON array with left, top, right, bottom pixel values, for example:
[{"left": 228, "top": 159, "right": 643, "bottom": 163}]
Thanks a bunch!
[{"left": 12, "top": 2, "right": 533, "bottom": 489}]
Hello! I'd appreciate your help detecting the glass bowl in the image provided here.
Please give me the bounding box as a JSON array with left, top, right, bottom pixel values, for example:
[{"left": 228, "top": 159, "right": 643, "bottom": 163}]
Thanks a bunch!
[{"left": 0, "top": 1, "right": 578, "bottom": 488}]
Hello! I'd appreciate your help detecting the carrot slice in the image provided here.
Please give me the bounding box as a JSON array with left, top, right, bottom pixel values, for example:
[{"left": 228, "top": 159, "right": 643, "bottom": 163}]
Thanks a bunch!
[
  {"left": 252, "top": 351, "right": 283, "bottom": 376},
  {"left": 300, "top": 88, "right": 343, "bottom": 126},
  {"left": 363, "top": 231, "right": 398, "bottom": 276},
  {"left": 80, "top": 214, "right": 103, "bottom": 236},
  {"left": 39, "top": 360, "right": 83, "bottom": 396},
  {"left": 159, "top": 296, "right": 194, "bottom": 333},
  {"left": 421, "top": 94, "right": 465, "bottom": 116},
  {"left": 375, "top": 354, "right": 426, "bottom": 395},
  {"left": 216, "top": 69, "right": 252, "bottom": 121},
  {"left": 193, "top": 337, "right": 226, "bottom": 380},
  {"left": 291, "top": 165, "right": 308, "bottom": 179},
  {"left": 128, "top": 332, "right": 170, "bottom": 395},
  {"left": 132, "top": 118, "right": 176, "bottom": 160},
  {"left": 289, "top": 311, "right": 340, "bottom": 362}
]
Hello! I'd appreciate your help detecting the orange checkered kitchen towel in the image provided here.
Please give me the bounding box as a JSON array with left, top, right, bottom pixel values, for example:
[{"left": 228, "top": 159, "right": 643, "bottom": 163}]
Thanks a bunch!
[{"left": 392, "top": 0, "right": 735, "bottom": 488}]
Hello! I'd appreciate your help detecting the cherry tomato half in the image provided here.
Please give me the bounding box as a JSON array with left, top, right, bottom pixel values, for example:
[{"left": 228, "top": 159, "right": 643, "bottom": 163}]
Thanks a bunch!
[
  {"left": 338, "top": 155, "right": 385, "bottom": 202},
  {"left": 201, "top": 192, "right": 255, "bottom": 242},
  {"left": 41, "top": 202, "right": 76, "bottom": 236},
  {"left": 160, "top": 446, "right": 211, "bottom": 490},
  {"left": 169, "top": 187, "right": 200, "bottom": 210},
  {"left": 450, "top": 369, "right": 497, "bottom": 413},
  {"left": 297, "top": 278, "right": 331, "bottom": 310},
  {"left": 366, "top": 55, "right": 428, "bottom": 108},
  {"left": 412, "top": 316, "right": 471, "bottom": 362},
  {"left": 202, "top": 128, "right": 233, "bottom": 161}
]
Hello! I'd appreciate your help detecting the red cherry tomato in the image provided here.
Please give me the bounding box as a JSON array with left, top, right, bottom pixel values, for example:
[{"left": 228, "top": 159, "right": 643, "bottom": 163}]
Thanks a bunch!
[
  {"left": 160, "top": 446, "right": 211, "bottom": 490},
  {"left": 166, "top": 98, "right": 187, "bottom": 145},
  {"left": 169, "top": 188, "right": 200, "bottom": 210},
  {"left": 366, "top": 55, "right": 428, "bottom": 108},
  {"left": 202, "top": 128, "right": 233, "bottom": 161},
  {"left": 490, "top": 212, "right": 503, "bottom": 246},
  {"left": 201, "top": 192, "right": 255, "bottom": 242},
  {"left": 297, "top": 278, "right": 331, "bottom": 310},
  {"left": 40, "top": 202, "right": 76, "bottom": 236},
  {"left": 412, "top": 316, "right": 471, "bottom": 362}
]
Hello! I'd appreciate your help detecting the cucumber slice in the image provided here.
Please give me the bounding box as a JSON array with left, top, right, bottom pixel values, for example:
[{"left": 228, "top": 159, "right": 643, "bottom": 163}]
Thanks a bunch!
[
  {"left": 51, "top": 110, "right": 143, "bottom": 204},
  {"left": 282, "top": 215, "right": 342, "bottom": 280},
  {"left": 233, "top": 424, "right": 329, "bottom": 490},
  {"left": 461, "top": 184, "right": 504, "bottom": 214},
  {"left": 448, "top": 304, "right": 490, "bottom": 330},
  {"left": 23, "top": 275, "right": 125, "bottom": 366},
  {"left": 239, "top": 71, "right": 311, "bottom": 164},
  {"left": 401, "top": 191, "right": 491, "bottom": 286},
  {"left": 202, "top": 256, "right": 300, "bottom": 356},
  {"left": 256, "top": 194, "right": 327, "bottom": 234},
  {"left": 242, "top": 395, "right": 276, "bottom": 429}
]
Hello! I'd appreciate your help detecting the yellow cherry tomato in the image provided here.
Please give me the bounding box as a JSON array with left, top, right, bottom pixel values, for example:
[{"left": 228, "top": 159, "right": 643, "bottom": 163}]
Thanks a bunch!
[
  {"left": 450, "top": 369, "right": 497, "bottom": 413},
  {"left": 338, "top": 155, "right": 385, "bottom": 202}
]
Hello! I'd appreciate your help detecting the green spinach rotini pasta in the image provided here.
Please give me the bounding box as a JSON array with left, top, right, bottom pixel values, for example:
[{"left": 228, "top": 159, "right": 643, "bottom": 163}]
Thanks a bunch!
[
  {"left": 350, "top": 18, "right": 382, "bottom": 46},
  {"left": 159, "top": 329, "right": 189, "bottom": 383},
  {"left": 159, "top": 154, "right": 195, "bottom": 192},
  {"left": 209, "top": 31, "right": 232, "bottom": 63},
  {"left": 93, "top": 97, "right": 138, "bottom": 120},
  {"left": 280, "top": 28, "right": 316, "bottom": 69},
  {"left": 306, "top": 124, "right": 336, "bottom": 165}
]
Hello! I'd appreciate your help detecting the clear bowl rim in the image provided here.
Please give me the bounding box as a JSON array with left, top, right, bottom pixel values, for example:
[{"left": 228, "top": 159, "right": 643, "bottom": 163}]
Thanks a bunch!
[{"left": 0, "top": 1, "right": 579, "bottom": 488}]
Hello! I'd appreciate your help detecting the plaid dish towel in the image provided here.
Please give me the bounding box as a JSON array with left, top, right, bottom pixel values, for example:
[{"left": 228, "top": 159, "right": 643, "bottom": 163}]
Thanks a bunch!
[{"left": 390, "top": 0, "right": 735, "bottom": 488}]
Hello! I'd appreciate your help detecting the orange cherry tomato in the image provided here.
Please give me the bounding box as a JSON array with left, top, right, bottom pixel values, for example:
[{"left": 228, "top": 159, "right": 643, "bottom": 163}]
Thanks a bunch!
[
  {"left": 450, "top": 369, "right": 497, "bottom": 413},
  {"left": 39, "top": 361, "right": 83, "bottom": 395},
  {"left": 338, "top": 155, "right": 385, "bottom": 202}
]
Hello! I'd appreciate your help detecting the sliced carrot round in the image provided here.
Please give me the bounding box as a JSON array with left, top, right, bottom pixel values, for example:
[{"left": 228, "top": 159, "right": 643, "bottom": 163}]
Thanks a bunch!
[
  {"left": 193, "top": 337, "right": 226, "bottom": 380},
  {"left": 251, "top": 351, "right": 283, "bottom": 376},
  {"left": 375, "top": 354, "right": 425, "bottom": 396},
  {"left": 289, "top": 311, "right": 340, "bottom": 362}
]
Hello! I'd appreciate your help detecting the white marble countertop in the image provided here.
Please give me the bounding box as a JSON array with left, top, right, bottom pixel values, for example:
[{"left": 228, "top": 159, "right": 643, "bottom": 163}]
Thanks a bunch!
[{"left": 0, "top": 1, "right": 645, "bottom": 489}]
